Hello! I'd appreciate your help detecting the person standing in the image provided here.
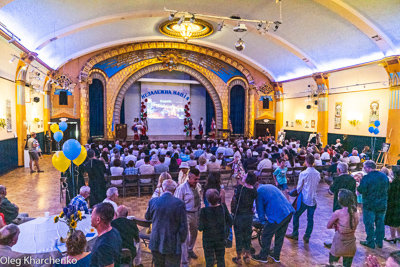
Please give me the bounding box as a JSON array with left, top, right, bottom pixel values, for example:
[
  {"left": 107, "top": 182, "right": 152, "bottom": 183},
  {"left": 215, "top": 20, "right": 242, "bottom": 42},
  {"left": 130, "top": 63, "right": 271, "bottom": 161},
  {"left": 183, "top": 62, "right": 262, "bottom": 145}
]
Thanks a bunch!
[
  {"left": 27, "top": 132, "right": 43, "bottom": 173},
  {"left": 145, "top": 179, "right": 188, "bottom": 267},
  {"left": 384, "top": 166, "right": 400, "bottom": 243},
  {"left": 251, "top": 184, "right": 294, "bottom": 263},
  {"left": 358, "top": 160, "right": 389, "bottom": 249},
  {"left": 174, "top": 168, "right": 201, "bottom": 267},
  {"left": 198, "top": 117, "right": 204, "bottom": 136},
  {"left": 188, "top": 119, "right": 193, "bottom": 138},
  {"left": 286, "top": 154, "right": 321, "bottom": 243},
  {"left": 327, "top": 189, "right": 359, "bottom": 267},
  {"left": 44, "top": 130, "right": 52, "bottom": 154},
  {"left": 199, "top": 189, "right": 232, "bottom": 267},
  {"left": 211, "top": 118, "right": 216, "bottom": 139},
  {"left": 84, "top": 149, "right": 107, "bottom": 207}
]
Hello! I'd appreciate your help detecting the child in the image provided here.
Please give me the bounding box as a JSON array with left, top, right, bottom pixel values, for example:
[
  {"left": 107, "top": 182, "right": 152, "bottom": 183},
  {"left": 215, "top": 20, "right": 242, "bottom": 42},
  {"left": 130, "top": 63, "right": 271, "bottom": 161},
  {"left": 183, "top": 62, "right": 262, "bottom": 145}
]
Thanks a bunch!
[
  {"left": 124, "top": 160, "right": 138, "bottom": 175},
  {"left": 327, "top": 189, "right": 359, "bottom": 267},
  {"left": 273, "top": 158, "right": 289, "bottom": 200},
  {"left": 353, "top": 173, "right": 363, "bottom": 209}
]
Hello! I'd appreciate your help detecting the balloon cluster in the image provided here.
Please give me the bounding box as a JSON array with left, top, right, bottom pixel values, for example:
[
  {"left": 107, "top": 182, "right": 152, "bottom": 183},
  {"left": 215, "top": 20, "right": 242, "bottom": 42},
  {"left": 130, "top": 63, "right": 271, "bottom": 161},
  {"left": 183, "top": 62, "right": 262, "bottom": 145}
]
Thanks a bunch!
[
  {"left": 50, "top": 121, "right": 68, "bottom": 142},
  {"left": 368, "top": 120, "right": 380, "bottom": 135},
  {"left": 140, "top": 99, "right": 148, "bottom": 120},
  {"left": 52, "top": 139, "right": 87, "bottom": 172}
]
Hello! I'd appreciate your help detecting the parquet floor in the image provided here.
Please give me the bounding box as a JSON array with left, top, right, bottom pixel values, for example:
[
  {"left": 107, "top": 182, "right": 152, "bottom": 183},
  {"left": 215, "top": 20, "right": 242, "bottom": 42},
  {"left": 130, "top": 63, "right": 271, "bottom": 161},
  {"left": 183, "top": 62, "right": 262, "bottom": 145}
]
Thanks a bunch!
[{"left": 1, "top": 155, "right": 398, "bottom": 266}]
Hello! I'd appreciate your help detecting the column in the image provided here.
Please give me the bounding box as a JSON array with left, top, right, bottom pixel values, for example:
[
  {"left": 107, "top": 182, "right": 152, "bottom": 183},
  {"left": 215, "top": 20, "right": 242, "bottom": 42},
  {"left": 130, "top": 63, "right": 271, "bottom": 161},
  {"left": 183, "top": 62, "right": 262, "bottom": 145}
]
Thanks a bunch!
[
  {"left": 273, "top": 83, "right": 284, "bottom": 140},
  {"left": 248, "top": 86, "right": 257, "bottom": 138},
  {"left": 314, "top": 74, "right": 330, "bottom": 146},
  {"left": 43, "top": 79, "right": 51, "bottom": 133},
  {"left": 80, "top": 82, "right": 90, "bottom": 144},
  {"left": 15, "top": 77, "right": 27, "bottom": 166},
  {"left": 381, "top": 56, "right": 400, "bottom": 164}
]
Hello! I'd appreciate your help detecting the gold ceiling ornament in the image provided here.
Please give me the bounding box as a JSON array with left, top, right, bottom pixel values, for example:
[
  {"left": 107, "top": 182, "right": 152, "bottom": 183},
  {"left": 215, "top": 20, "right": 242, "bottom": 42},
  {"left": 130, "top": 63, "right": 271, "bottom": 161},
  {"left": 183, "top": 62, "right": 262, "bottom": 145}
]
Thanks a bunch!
[
  {"left": 53, "top": 73, "right": 76, "bottom": 92},
  {"left": 157, "top": 50, "right": 186, "bottom": 71},
  {"left": 159, "top": 18, "right": 214, "bottom": 42},
  {"left": 257, "top": 82, "right": 274, "bottom": 94}
]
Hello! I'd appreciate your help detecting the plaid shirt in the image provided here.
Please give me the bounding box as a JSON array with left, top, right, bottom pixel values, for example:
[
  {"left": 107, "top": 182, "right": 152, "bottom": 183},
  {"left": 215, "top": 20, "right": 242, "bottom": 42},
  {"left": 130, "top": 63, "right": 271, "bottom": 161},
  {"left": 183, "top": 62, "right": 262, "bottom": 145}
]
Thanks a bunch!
[
  {"left": 70, "top": 195, "right": 89, "bottom": 214},
  {"left": 125, "top": 167, "right": 139, "bottom": 175}
]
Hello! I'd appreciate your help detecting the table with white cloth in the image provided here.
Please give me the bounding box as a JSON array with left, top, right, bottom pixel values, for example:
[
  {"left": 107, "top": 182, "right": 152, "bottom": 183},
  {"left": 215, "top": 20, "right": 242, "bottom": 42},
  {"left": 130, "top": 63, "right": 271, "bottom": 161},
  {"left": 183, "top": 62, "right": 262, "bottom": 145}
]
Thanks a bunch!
[{"left": 11, "top": 215, "right": 97, "bottom": 266}]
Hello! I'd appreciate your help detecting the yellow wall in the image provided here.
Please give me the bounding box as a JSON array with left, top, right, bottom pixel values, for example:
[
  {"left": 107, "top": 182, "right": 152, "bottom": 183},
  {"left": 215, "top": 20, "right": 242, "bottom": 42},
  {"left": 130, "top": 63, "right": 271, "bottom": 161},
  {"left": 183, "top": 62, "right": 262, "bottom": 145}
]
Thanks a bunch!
[
  {"left": 328, "top": 88, "right": 389, "bottom": 137},
  {"left": 0, "top": 78, "right": 17, "bottom": 140},
  {"left": 282, "top": 97, "right": 318, "bottom": 132},
  {"left": 25, "top": 87, "right": 44, "bottom": 134}
]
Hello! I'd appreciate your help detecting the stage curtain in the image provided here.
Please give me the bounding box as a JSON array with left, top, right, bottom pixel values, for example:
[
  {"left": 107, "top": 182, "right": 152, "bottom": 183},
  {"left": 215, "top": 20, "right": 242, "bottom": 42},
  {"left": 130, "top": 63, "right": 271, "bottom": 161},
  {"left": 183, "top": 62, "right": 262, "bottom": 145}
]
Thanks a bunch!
[
  {"left": 206, "top": 91, "right": 215, "bottom": 134},
  {"left": 89, "top": 79, "right": 104, "bottom": 138},
  {"left": 120, "top": 99, "right": 125, "bottom": 124},
  {"left": 230, "top": 85, "right": 245, "bottom": 134}
]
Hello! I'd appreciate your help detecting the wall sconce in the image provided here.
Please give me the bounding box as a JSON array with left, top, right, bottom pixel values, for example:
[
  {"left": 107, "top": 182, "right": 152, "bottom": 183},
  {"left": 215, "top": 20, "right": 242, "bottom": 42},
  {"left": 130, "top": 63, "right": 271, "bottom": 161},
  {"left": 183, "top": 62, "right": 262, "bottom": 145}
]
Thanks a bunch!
[
  {"left": 0, "top": 118, "right": 6, "bottom": 129},
  {"left": 348, "top": 112, "right": 362, "bottom": 126},
  {"left": 295, "top": 114, "right": 305, "bottom": 125},
  {"left": 295, "top": 119, "right": 303, "bottom": 125}
]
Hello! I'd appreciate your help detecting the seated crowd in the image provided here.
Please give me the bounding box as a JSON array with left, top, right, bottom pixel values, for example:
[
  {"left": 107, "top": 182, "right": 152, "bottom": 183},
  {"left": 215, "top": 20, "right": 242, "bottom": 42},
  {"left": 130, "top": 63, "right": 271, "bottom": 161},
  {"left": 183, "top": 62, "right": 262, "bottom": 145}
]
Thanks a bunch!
[{"left": 0, "top": 136, "right": 399, "bottom": 267}]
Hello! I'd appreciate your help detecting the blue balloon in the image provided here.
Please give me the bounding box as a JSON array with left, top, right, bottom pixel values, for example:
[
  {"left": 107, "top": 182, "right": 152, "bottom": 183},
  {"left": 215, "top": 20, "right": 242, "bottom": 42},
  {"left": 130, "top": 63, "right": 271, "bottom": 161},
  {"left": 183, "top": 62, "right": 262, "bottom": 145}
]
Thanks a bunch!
[
  {"left": 54, "top": 131, "right": 63, "bottom": 142},
  {"left": 59, "top": 121, "right": 68, "bottom": 131},
  {"left": 374, "top": 128, "right": 380, "bottom": 135},
  {"left": 374, "top": 120, "right": 380, "bottom": 127},
  {"left": 62, "top": 139, "right": 82, "bottom": 161},
  {"left": 368, "top": 127, "right": 374, "bottom": 133}
]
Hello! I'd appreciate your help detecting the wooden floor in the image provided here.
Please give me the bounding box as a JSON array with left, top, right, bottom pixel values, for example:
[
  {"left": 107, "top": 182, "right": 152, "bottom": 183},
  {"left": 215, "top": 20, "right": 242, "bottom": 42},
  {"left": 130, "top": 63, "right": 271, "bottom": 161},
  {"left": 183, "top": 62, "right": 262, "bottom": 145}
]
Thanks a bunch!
[{"left": 1, "top": 155, "right": 398, "bottom": 266}]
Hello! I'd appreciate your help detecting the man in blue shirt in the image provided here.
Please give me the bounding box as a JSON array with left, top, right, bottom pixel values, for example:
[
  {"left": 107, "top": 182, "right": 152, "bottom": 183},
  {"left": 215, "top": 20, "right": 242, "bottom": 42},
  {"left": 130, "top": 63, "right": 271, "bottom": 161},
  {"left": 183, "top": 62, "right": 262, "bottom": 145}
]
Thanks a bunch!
[
  {"left": 251, "top": 184, "right": 294, "bottom": 263},
  {"left": 115, "top": 140, "right": 123, "bottom": 152},
  {"left": 358, "top": 160, "right": 389, "bottom": 249},
  {"left": 69, "top": 186, "right": 90, "bottom": 214}
]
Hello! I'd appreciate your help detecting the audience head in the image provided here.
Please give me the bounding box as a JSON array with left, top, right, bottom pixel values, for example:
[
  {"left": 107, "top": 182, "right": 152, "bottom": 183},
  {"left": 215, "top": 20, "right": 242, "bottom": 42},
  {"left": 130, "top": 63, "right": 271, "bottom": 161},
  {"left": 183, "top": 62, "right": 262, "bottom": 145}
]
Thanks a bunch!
[
  {"left": 305, "top": 154, "right": 315, "bottom": 167},
  {"left": 206, "top": 172, "right": 221, "bottom": 189},
  {"left": 363, "top": 160, "right": 376, "bottom": 173},
  {"left": 380, "top": 167, "right": 390, "bottom": 177},
  {"left": 205, "top": 189, "right": 220, "bottom": 206},
  {"left": 314, "top": 153, "right": 320, "bottom": 160},
  {"left": 0, "top": 185, "right": 6, "bottom": 197},
  {"left": 188, "top": 168, "right": 200, "bottom": 187},
  {"left": 210, "top": 155, "right": 217, "bottom": 163},
  {"left": 79, "top": 186, "right": 90, "bottom": 199},
  {"left": 116, "top": 205, "right": 129, "bottom": 218},
  {"left": 158, "top": 172, "right": 172, "bottom": 187},
  {"left": 159, "top": 155, "right": 165, "bottom": 163},
  {"left": 198, "top": 156, "right": 207, "bottom": 165},
  {"left": 144, "top": 155, "right": 150, "bottom": 164},
  {"left": 245, "top": 172, "right": 257, "bottom": 186},
  {"left": 0, "top": 224, "right": 19, "bottom": 246},
  {"left": 128, "top": 160, "right": 135, "bottom": 168},
  {"left": 113, "top": 158, "right": 121, "bottom": 167},
  {"left": 352, "top": 150, "right": 358, "bottom": 156},
  {"left": 66, "top": 230, "right": 87, "bottom": 256},
  {"left": 166, "top": 151, "right": 171, "bottom": 157},
  {"left": 162, "top": 179, "right": 178, "bottom": 193},
  {"left": 331, "top": 157, "right": 338, "bottom": 163},
  {"left": 91, "top": 202, "right": 114, "bottom": 228},
  {"left": 106, "top": 187, "right": 118, "bottom": 201},
  {"left": 337, "top": 162, "right": 348, "bottom": 175},
  {"left": 393, "top": 166, "right": 400, "bottom": 180},
  {"left": 87, "top": 149, "right": 95, "bottom": 158}
]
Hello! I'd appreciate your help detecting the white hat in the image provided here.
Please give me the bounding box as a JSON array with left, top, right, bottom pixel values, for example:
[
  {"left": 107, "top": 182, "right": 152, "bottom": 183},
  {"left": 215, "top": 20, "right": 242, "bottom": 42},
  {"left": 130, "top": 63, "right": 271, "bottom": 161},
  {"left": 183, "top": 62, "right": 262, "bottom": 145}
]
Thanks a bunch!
[
  {"left": 179, "top": 162, "right": 190, "bottom": 169},
  {"left": 252, "top": 151, "right": 259, "bottom": 156}
]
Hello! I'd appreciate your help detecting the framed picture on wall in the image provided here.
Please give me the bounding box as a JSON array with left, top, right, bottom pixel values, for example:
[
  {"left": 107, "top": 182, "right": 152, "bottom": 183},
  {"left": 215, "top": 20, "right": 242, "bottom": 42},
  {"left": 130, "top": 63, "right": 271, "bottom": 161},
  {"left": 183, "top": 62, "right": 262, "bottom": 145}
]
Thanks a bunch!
[
  {"left": 311, "top": 120, "right": 315, "bottom": 128},
  {"left": 305, "top": 121, "right": 310, "bottom": 128},
  {"left": 286, "top": 121, "right": 289, "bottom": 127},
  {"left": 334, "top": 102, "right": 342, "bottom": 129},
  {"left": 291, "top": 121, "right": 294, "bottom": 127}
]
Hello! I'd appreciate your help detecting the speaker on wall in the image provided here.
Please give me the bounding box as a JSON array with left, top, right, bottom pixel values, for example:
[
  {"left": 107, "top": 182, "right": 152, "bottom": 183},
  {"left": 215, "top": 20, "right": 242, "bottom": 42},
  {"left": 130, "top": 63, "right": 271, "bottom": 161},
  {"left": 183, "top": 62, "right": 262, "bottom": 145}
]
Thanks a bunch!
[
  {"left": 306, "top": 105, "right": 312, "bottom": 109},
  {"left": 263, "top": 98, "right": 270, "bottom": 109},
  {"left": 314, "top": 100, "right": 318, "bottom": 105}
]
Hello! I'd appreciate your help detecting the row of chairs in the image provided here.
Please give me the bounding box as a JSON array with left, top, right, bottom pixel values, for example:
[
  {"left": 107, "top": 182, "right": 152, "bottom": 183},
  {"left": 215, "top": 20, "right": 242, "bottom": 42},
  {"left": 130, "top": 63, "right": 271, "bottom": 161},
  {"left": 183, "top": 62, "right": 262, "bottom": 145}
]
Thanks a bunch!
[{"left": 106, "top": 169, "right": 234, "bottom": 198}]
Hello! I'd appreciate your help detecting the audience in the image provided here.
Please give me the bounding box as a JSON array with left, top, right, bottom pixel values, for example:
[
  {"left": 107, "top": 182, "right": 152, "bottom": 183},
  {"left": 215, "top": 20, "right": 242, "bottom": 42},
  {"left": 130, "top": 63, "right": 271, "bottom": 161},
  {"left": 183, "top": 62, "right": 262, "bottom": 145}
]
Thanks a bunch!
[
  {"left": 145, "top": 179, "right": 188, "bottom": 267},
  {"left": 178, "top": 162, "right": 190, "bottom": 184},
  {"left": 125, "top": 160, "right": 139, "bottom": 175},
  {"left": 69, "top": 186, "right": 91, "bottom": 214},
  {"left": 90, "top": 202, "right": 122, "bottom": 266},
  {"left": 103, "top": 187, "right": 119, "bottom": 214},
  {"left": 155, "top": 156, "right": 169, "bottom": 174},
  {"left": 384, "top": 166, "right": 400, "bottom": 244},
  {"left": 152, "top": 172, "right": 172, "bottom": 199},
  {"left": 0, "top": 224, "right": 28, "bottom": 266},
  {"left": 57, "top": 230, "right": 91, "bottom": 267},
  {"left": 0, "top": 185, "right": 33, "bottom": 224},
  {"left": 84, "top": 149, "right": 107, "bottom": 207},
  {"left": 206, "top": 156, "right": 221, "bottom": 172}
]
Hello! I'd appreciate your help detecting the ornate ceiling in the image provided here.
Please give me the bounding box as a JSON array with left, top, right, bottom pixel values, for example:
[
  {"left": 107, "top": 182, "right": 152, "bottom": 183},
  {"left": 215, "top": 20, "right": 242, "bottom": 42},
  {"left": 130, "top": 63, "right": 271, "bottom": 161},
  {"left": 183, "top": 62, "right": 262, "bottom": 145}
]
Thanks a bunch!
[{"left": 0, "top": 0, "right": 399, "bottom": 81}]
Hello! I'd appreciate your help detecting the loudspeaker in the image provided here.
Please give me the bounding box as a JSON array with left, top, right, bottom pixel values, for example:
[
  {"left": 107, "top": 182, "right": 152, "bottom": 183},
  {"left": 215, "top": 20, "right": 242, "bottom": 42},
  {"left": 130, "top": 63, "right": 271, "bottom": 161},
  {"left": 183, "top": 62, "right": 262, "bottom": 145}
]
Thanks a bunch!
[
  {"left": 263, "top": 98, "right": 270, "bottom": 109},
  {"left": 314, "top": 100, "right": 318, "bottom": 105},
  {"left": 33, "top": 97, "right": 40, "bottom": 103},
  {"left": 140, "top": 135, "right": 149, "bottom": 140},
  {"left": 59, "top": 91, "right": 68, "bottom": 105},
  {"left": 194, "top": 135, "right": 202, "bottom": 140},
  {"left": 306, "top": 105, "right": 312, "bottom": 109}
]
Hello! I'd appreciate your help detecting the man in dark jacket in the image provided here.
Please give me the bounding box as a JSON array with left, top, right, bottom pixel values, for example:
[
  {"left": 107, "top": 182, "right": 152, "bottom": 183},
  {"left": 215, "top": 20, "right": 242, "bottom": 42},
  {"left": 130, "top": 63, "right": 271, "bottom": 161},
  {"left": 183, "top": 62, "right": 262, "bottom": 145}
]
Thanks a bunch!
[
  {"left": 145, "top": 179, "right": 188, "bottom": 266},
  {"left": 243, "top": 151, "right": 259, "bottom": 172},
  {"left": 84, "top": 149, "right": 107, "bottom": 207},
  {"left": 358, "top": 160, "right": 389, "bottom": 249},
  {"left": 0, "top": 185, "right": 34, "bottom": 224}
]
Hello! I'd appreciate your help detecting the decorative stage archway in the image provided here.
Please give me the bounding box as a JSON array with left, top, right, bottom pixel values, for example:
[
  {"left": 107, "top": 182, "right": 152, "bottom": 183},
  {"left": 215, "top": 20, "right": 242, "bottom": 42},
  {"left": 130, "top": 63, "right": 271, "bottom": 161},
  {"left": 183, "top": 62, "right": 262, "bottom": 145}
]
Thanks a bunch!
[{"left": 112, "top": 63, "right": 223, "bottom": 137}]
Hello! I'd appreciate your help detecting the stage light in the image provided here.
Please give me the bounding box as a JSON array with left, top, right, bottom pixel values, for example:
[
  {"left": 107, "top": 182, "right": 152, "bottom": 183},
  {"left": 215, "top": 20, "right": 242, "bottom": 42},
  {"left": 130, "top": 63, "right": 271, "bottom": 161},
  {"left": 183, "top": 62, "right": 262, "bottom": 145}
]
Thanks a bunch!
[
  {"left": 217, "top": 21, "right": 224, "bottom": 31},
  {"left": 274, "top": 21, "right": 281, "bottom": 32},
  {"left": 190, "top": 15, "right": 195, "bottom": 23},
  {"left": 256, "top": 22, "right": 262, "bottom": 30},
  {"left": 9, "top": 57, "right": 15, "bottom": 63},
  {"left": 177, "top": 15, "right": 185, "bottom": 26},
  {"left": 235, "top": 38, "right": 245, "bottom": 51},
  {"left": 7, "top": 36, "right": 16, "bottom": 43},
  {"left": 168, "top": 13, "right": 175, "bottom": 21}
]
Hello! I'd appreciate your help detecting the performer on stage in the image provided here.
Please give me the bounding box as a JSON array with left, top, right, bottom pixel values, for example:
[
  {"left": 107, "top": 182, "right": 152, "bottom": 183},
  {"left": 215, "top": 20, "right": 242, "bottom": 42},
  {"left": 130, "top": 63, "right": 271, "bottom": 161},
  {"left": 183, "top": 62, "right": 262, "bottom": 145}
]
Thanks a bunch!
[
  {"left": 198, "top": 117, "right": 204, "bottom": 136},
  {"left": 141, "top": 118, "right": 147, "bottom": 136},
  {"left": 132, "top": 118, "right": 139, "bottom": 141},
  {"left": 229, "top": 119, "right": 233, "bottom": 133},
  {"left": 211, "top": 117, "right": 216, "bottom": 139},
  {"left": 188, "top": 118, "right": 193, "bottom": 138}
]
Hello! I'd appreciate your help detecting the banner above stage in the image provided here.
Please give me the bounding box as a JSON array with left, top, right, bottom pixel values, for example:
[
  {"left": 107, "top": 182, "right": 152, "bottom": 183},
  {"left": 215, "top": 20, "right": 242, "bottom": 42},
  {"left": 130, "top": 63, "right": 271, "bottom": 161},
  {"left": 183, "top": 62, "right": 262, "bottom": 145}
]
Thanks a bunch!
[{"left": 141, "top": 89, "right": 190, "bottom": 101}]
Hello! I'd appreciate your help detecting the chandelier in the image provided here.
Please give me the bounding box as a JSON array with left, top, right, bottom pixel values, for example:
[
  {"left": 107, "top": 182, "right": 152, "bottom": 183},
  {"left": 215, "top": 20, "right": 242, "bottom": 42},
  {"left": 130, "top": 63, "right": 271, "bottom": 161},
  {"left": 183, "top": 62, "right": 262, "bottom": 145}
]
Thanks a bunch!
[{"left": 159, "top": 18, "right": 213, "bottom": 43}]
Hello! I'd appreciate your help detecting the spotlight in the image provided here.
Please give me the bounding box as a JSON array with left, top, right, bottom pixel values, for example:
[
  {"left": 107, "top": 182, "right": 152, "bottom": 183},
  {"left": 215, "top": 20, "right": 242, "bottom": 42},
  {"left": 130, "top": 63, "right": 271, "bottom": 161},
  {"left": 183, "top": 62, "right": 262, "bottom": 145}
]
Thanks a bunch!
[
  {"left": 7, "top": 36, "right": 16, "bottom": 43},
  {"left": 256, "top": 22, "right": 262, "bottom": 30},
  {"left": 306, "top": 105, "right": 312, "bottom": 109},
  {"left": 9, "top": 57, "right": 15, "bottom": 63},
  {"left": 314, "top": 100, "right": 318, "bottom": 105},
  {"left": 190, "top": 15, "right": 195, "bottom": 23},
  {"left": 274, "top": 21, "right": 281, "bottom": 32},
  {"left": 33, "top": 97, "right": 40, "bottom": 103},
  {"left": 168, "top": 13, "right": 175, "bottom": 21},
  {"left": 177, "top": 15, "right": 185, "bottom": 26},
  {"left": 235, "top": 38, "right": 245, "bottom": 51},
  {"left": 217, "top": 20, "right": 224, "bottom": 31}
]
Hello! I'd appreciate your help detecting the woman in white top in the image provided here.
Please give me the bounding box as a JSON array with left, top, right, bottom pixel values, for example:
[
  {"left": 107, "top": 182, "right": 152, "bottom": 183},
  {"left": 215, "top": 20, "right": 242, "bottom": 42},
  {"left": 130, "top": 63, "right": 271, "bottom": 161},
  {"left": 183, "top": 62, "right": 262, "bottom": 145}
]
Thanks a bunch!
[
  {"left": 196, "top": 156, "right": 208, "bottom": 172},
  {"left": 110, "top": 158, "right": 124, "bottom": 185},
  {"left": 151, "top": 172, "right": 172, "bottom": 199},
  {"left": 341, "top": 151, "right": 350, "bottom": 164},
  {"left": 314, "top": 153, "right": 323, "bottom": 166}
]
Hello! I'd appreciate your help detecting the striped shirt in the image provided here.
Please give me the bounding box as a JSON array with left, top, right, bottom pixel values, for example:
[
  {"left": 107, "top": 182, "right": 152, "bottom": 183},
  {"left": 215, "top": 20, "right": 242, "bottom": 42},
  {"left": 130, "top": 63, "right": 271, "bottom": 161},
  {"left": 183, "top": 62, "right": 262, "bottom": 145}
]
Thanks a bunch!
[{"left": 70, "top": 195, "right": 89, "bottom": 214}]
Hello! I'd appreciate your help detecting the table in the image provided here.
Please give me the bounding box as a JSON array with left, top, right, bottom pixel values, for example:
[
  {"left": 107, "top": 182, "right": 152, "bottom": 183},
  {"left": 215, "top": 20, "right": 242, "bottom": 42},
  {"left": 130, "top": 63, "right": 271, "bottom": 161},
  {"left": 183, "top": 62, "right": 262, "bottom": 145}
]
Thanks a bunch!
[{"left": 12, "top": 215, "right": 97, "bottom": 265}]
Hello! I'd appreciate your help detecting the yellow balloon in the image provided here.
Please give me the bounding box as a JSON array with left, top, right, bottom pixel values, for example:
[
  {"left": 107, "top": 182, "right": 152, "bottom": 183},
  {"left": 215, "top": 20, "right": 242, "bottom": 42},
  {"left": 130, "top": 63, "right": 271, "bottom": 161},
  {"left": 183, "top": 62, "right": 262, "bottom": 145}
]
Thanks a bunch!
[
  {"left": 73, "top": 146, "right": 87, "bottom": 166},
  {"left": 50, "top": 123, "right": 60, "bottom": 133},
  {"left": 369, "top": 124, "right": 375, "bottom": 128},
  {"left": 52, "top": 151, "right": 71, "bottom": 172}
]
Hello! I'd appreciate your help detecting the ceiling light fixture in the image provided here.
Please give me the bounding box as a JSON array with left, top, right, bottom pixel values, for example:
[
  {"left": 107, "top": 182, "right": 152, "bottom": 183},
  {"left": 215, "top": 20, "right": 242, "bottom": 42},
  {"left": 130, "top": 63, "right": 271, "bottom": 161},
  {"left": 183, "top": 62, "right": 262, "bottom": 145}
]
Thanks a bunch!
[
  {"left": 235, "top": 38, "right": 245, "bottom": 51},
  {"left": 168, "top": 13, "right": 175, "bottom": 21},
  {"left": 256, "top": 22, "right": 263, "bottom": 30},
  {"left": 190, "top": 14, "right": 196, "bottom": 23},
  {"left": 217, "top": 21, "right": 224, "bottom": 31},
  {"left": 9, "top": 57, "right": 15, "bottom": 63},
  {"left": 177, "top": 15, "right": 185, "bottom": 26}
]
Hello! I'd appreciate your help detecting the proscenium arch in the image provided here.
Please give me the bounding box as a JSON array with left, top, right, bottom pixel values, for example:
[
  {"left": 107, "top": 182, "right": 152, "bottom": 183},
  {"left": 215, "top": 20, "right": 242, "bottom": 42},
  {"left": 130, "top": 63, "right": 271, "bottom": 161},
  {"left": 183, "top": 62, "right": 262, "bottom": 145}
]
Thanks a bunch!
[{"left": 113, "top": 63, "right": 223, "bottom": 131}]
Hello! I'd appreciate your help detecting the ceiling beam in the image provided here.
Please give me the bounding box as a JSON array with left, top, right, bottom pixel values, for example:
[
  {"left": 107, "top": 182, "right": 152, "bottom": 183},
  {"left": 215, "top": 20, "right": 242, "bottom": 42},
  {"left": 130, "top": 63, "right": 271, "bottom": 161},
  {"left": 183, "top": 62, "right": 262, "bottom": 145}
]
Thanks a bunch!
[{"left": 314, "top": 0, "right": 396, "bottom": 56}]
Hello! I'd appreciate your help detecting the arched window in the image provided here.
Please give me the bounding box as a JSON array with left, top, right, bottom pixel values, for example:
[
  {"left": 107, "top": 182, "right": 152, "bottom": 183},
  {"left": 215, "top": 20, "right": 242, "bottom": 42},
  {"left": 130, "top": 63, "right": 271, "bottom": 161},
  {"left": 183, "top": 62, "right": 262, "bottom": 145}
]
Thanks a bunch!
[{"left": 89, "top": 79, "right": 104, "bottom": 137}]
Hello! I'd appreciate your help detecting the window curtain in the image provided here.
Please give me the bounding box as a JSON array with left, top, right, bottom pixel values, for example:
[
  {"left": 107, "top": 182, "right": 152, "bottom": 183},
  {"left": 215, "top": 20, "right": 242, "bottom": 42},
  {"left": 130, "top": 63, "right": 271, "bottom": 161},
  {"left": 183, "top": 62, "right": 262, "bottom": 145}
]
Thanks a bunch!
[
  {"left": 206, "top": 91, "right": 215, "bottom": 134},
  {"left": 230, "top": 85, "right": 245, "bottom": 134},
  {"left": 89, "top": 79, "right": 104, "bottom": 137}
]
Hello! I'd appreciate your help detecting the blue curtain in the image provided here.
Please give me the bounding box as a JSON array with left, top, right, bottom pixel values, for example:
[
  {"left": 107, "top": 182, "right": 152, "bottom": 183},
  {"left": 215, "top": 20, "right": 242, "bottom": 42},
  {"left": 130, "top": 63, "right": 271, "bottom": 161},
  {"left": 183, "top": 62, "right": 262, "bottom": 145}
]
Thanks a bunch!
[
  {"left": 206, "top": 91, "right": 215, "bottom": 133},
  {"left": 89, "top": 79, "right": 104, "bottom": 137},
  {"left": 230, "top": 85, "right": 245, "bottom": 134},
  {"left": 120, "top": 99, "right": 125, "bottom": 124}
]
